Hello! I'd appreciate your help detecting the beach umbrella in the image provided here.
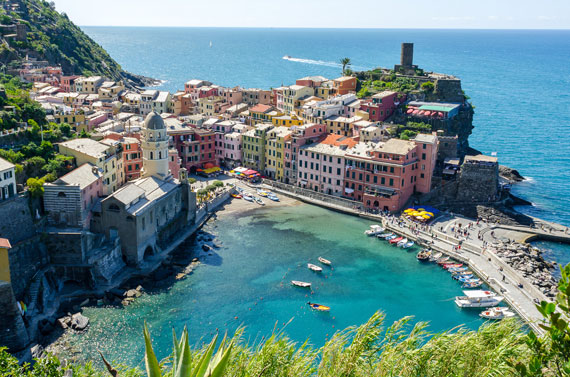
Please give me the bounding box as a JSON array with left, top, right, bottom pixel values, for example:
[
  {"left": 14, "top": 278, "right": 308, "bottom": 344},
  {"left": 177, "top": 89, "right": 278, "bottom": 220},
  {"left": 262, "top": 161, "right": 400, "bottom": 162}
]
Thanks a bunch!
[
  {"left": 425, "top": 212, "right": 434, "bottom": 216},
  {"left": 422, "top": 215, "right": 431, "bottom": 219},
  {"left": 416, "top": 216, "right": 424, "bottom": 220}
]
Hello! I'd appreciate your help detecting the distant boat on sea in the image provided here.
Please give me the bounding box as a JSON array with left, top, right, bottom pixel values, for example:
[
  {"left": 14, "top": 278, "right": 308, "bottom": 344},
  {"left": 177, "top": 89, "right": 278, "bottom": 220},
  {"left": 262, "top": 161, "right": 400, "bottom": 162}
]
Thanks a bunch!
[{"left": 209, "top": 41, "right": 213, "bottom": 48}]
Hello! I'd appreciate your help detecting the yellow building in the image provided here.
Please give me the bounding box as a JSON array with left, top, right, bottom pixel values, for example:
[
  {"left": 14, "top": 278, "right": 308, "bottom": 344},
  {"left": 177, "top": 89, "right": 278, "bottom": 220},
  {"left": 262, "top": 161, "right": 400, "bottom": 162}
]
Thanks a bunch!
[
  {"left": 264, "top": 126, "right": 292, "bottom": 181},
  {"left": 271, "top": 114, "right": 304, "bottom": 127},
  {"left": 98, "top": 81, "right": 125, "bottom": 100},
  {"left": 198, "top": 96, "right": 224, "bottom": 116},
  {"left": 0, "top": 238, "right": 11, "bottom": 282},
  {"left": 50, "top": 112, "right": 87, "bottom": 131},
  {"left": 282, "top": 85, "right": 314, "bottom": 114}
]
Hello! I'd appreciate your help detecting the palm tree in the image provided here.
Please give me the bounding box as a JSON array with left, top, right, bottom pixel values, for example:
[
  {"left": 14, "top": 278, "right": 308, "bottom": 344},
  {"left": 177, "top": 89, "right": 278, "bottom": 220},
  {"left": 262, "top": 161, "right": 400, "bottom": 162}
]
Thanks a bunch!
[{"left": 339, "top": 57, "right": 351, "bottom": 75}]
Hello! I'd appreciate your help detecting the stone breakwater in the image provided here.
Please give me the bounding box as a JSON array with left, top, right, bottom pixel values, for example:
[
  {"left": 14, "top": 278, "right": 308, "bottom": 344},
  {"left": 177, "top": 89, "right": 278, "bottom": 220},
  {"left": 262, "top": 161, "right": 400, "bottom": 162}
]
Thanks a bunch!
[{"left": 492, "top": 241, "right": 558, "bottom": 298}]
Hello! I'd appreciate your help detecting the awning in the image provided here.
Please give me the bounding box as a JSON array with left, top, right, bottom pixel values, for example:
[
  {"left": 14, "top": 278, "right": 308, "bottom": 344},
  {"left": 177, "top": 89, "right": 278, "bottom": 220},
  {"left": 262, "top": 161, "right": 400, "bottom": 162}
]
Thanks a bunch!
[
  {"left": 345, "top": 188, "right": 354, "bottom": 194},
  {"left": 234, "top": 167, "right": 248, "bottom": 173},
  {"left": 300, "top": 180, "right": 308, "bottom": 185},
  {"left": 244, "top": 169, "right": 258, "bottom": 175}
]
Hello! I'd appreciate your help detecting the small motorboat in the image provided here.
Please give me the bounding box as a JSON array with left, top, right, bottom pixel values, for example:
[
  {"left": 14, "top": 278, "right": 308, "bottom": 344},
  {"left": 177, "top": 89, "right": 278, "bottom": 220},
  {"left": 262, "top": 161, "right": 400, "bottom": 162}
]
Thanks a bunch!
[
  {"left": 443, "top": 263, "right": 463, "bottom": 269},
  {"left": 365, "top": 225, "right": 384, "bottom": 236},
  {"left": 242, "top": 193, "right": 254, "bottom": 202},
  {"left": 385, "top": 234, "right": 398, "bottom": 241},
  {"left": 436, "top": 257, "right": 450, "bottom": 265},
  {"left": 396, "top": 238, "right": 408, "bottom": 247},
  {"left": 307, "top": 302, "right": 330, "bottom": 312},
  {"left": 462, "top": 280, "right": 483, "bottom": 288},
  {"left": 318, "top": 257, "right": 332, "bottom": 266},
  {"left": 254, "top": 197, "right": 265, "bottom": 206},
  {"left": 429, "top": 252, "right": 442, "bottom": 262},
  {"left": 455, "top": 290, "right": 504, "bottom": 308},
  {"left": 308, "top": 263, "right": 322, "bottom": 272},
  {"left": 231, "top": 193, "right": 242, "bottom": 199},
  {"left": 458, "top": 276, "right": 478, "bottom": 283},
  {"left": 283, "top": 55, "right": 292, "bottom": 59},
  {"left": 389, "top": 236, "right": 404, "bottom": 244},
  {"left": 256, "top": 189, "right": 269, "bottom": 197},
  {"left": 402, "top": 241, "right": 415, "bottom": 249},
  {"left": 448, "top": 266, "right": 468, "bottom": 273},
  {"left": 417, "top": 249, "right": 431, "bottom": 261},
  {"left": 267, "top": 194, "right": 279, "bottom": 201},
  {"left": 291, "top": 280, "right": 311, "bottom": 288},
  {"left": 377, "top": 232, "right": 394, "bottom": 239},
  {"left": 479, "top": 307, "right": 515, "bottom": 320}
]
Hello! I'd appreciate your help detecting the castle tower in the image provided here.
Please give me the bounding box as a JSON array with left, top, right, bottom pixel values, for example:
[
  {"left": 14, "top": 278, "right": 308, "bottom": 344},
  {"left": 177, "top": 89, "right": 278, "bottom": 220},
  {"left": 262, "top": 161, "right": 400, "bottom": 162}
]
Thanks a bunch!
[
  {"left": 140, "top": 112, "right": 171, "bottom": 180},
  {"left": 400, "top": 43, "right": 414, "bottom": 67}
]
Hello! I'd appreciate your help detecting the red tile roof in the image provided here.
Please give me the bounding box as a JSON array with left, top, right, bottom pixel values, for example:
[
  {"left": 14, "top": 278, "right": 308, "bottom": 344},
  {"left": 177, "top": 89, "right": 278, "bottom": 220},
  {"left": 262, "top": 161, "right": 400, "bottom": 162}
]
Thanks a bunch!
[
  {"left": 320, "top": 134, "right": 358, "bottom": 148},
  {"left": 0, "top": 238, "right": 12, "bottom": 249},
  {"left": 249, "top": 104, "right": 272, "bottom": 113}
]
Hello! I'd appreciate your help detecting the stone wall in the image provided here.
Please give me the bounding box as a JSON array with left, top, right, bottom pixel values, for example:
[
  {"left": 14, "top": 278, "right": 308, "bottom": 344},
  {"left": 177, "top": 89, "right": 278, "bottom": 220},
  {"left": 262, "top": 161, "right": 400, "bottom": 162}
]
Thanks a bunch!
[
  {"left": 0, "top": 195, "right": 36, "bottom": 244},
  {"left": 435, "top": 79, "right": 464, "bottom": 102},
  {"left": 457, "top": 163, "right": 499, "bottom": 202},
  {"left": 437, "top": 135, "right": 458, "bottom": 161},
  {"left": 0, "top": 281, "right": 29, "bottom": 352},
  {"left": 8, "top": 236, "right": 49, "bottom": 299}
]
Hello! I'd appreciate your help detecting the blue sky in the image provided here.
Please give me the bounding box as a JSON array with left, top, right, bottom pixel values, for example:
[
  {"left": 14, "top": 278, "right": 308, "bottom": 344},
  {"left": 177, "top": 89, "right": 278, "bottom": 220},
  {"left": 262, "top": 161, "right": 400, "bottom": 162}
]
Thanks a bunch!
[{"left": 52, "top": 0, "right": 570, "bottom": 29}]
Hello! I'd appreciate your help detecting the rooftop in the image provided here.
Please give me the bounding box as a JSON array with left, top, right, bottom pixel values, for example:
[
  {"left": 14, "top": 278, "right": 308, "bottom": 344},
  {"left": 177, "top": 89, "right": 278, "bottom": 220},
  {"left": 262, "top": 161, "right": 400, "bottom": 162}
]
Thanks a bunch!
[
  {"left": 376, "top": 138, "right": 416, "bottom": 155},
  {"left": 250, "top": 104, "right": 273, "bottom": 113},
  {"left": 0, "top": 157, "right": 15, "bottom": 171},
  {"left": 413, "top": 133, "right": 437, "bottom": 144},
  {"left": 47, "top": 163, "right": 102, "bottom": 190},
  {"left": 59, "top": 138, "right": 110, "bottom": 159},
  {"left": 465, "top": 154, "right": 498, "bottom": 164},
  {"left": 110, "top": 176, "right": 179, "bottom": 215}
]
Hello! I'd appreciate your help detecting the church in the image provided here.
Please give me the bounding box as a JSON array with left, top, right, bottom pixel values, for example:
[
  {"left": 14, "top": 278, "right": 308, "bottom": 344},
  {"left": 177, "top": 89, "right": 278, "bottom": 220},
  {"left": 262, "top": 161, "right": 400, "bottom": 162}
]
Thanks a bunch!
[{"left": 92, "top": 112, "right": 196, "bottom": 266}]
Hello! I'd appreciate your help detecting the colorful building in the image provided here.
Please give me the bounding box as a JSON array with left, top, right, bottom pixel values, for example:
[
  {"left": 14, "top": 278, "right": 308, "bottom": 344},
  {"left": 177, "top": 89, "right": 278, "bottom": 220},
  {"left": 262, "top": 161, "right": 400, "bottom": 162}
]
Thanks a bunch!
[
  {"left": 241, "top": 123, "right": 273, "bottom": 171},
  {"left": 359, "top": 91, "right": 400, "bottom": 122},
  {"left": 271, "top": 114, "right": 304, "bottom": 127},
  {"left": 264, "top": 126, "right": 292, "bottom": 180},
  {"left": 281, "top": 85, "right": 314, "bottom": 114},
  {"left": 0, "top": 157, "right": 16, "bottom": 201},
  {"left": 282, "top": 123, "right": 327, "bottom": 184},
  {"left": 333, "top": 76, "right": 357, "bottom": 95}
]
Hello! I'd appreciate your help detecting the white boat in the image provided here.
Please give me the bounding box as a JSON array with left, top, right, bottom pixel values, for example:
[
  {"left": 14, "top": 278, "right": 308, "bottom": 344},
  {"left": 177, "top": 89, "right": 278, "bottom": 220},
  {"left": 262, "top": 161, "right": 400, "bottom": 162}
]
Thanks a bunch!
[
  {"left": 242, "top": 193, "right": 254, "bottom": 202},
  {"left": 308, "top": 263, "right": 323, "bottom": 272},
  {"left": 283, "top": 55, "right": 291, "bottom": 59},
  {"left": 291, "top": 280, "right": 311, "bottom": 288},
  {"left": 209, "top": 41, "right": 213, "bottom": 47},
  {"left": 318, "top": 257, "right": 331, "bottom": 266},
  {"left": 455, "top": 290, "right": 504, "bottom": 308},
  {"left": 365, "top": 224, "right": 384, "bottom": 236},
  {"left": 429, "top": 252, "right": 442, "bottom": 262},
  {"left": 479, "top": 307, "right": 515, "bottom": 320},
  {"left": 254, "top": 197, "right": 265, "bottom": 206},
  {"left": 397, "top": 238, "right": 408, "bottom": 247},
  {"left": 376, "top": 232, "right": 393, "bottom": 239},
  {"left": 402, "top": 241, "right": 415, "bottom": 249},
  {"left": 267, "top": 194, "right": 279, "bottom": 202}
]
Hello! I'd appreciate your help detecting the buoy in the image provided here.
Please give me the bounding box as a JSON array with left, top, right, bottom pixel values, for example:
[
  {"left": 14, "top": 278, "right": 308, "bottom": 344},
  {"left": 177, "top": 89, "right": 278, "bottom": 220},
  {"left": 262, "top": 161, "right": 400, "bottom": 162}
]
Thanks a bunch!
[{"left": 234, "top": 316, "right": 238, "bottom": 319}]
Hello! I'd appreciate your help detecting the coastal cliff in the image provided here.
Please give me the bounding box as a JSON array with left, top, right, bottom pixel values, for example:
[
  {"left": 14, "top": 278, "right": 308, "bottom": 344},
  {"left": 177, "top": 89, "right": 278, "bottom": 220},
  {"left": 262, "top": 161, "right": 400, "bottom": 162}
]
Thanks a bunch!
[{"left": 0, "top": 0, "right": 156, "bottom": 87}]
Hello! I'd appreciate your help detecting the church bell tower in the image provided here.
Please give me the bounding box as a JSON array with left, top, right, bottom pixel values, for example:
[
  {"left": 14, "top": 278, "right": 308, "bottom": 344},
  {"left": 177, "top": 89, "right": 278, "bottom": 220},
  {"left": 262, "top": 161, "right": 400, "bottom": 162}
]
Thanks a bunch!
[{"left": 141, "top": 111, "right": 171, "bottom": 180}]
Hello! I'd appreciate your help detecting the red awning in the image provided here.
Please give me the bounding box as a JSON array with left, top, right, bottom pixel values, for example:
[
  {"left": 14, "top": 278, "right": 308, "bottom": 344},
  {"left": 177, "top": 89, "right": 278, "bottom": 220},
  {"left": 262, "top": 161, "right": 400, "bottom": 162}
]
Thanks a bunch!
[
  {"left": 424, "top": 111, "right": 431, "bottom": 116},
  {"left": 244, "top": 169, "right": 258, "bottom": 175},
  {"left": 406, "top": 108, "right": 414, "bottom": 114},
  {"left": 204, "top": 162, "right": 215, "bottom": 169},
  {"left": 438, "top": 112, "right": 444, "bottom": 117}
]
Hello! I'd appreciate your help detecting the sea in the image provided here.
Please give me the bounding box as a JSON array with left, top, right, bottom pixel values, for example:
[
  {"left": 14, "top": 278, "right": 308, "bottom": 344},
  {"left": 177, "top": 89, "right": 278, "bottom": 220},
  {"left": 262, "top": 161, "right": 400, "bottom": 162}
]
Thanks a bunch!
[{"left": 63, "top": 28, "right": 570, "bottom": 365}]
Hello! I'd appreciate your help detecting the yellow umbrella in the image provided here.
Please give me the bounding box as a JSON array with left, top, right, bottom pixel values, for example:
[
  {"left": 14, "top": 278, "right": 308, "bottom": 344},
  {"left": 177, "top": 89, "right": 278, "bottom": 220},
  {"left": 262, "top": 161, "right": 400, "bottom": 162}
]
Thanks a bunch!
[
  {"left": 418, "top": 208, "right": 425, "bottom": 211},
  {"left": 404, "top": 208, "right": 414, "bottom": 213},
  {"left": 424, "top": 212, "right": 434, "bottom": 216},
  {"left": 422, "top": 215, "right": 431, "bottom": 219}
]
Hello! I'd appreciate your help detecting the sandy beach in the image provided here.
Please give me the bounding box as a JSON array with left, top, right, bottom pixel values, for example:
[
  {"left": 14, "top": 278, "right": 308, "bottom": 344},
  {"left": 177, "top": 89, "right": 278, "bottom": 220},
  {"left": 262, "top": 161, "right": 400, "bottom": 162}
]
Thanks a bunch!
[{"left": 216, "top": 182, "right": 301, "bottom": 217}]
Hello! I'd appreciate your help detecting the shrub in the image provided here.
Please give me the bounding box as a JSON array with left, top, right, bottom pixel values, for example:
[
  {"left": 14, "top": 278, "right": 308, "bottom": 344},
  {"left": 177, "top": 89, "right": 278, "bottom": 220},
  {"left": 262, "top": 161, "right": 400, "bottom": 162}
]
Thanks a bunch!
[{"left": 26, "top": 177, "right": 45, "bottom": 197}]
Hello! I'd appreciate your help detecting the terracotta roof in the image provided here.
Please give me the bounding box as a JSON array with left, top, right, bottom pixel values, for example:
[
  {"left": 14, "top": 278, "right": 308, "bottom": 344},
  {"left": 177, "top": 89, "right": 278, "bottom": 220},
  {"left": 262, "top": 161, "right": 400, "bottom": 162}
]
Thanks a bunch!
[
  {"left": 250, "top": 104, "right": 273, "bottom": 113},
  {"left": 0, "top": 238, "right": 12, "bottom": 249},
  {"left": 320, "top": 134, "right": 358, "bottom": 148}
]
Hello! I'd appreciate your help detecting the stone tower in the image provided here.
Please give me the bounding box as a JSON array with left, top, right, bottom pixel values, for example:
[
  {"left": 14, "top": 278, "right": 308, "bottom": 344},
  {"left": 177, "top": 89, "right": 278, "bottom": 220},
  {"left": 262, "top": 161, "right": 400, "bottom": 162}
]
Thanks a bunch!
[
  {"left": 141, "top": 112, "right": 171, "bottom": 180},
  {"left": 400, "top": 43, "right": 414, "bottom": 67}
]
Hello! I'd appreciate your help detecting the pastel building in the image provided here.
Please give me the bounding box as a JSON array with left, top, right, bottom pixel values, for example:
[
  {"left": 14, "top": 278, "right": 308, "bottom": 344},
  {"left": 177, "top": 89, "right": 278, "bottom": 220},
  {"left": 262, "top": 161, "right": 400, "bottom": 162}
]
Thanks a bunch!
[
  {"left": 242, "top": 89, "right": 271, "bottom": 106},
  {"left": 140, "top": 90, "right": 158, "bottom": 116},
  {"left": 303, "top": 93, "right": 357, "bottom": 121},
  {"left": 0, "top": 157, "right": 16, "bottom": 201},
  {"left": 333, "top": 76, "right": 357, "bottom": 95},
  {"left": 264, "top": 126, "right": 292, "bottom": 180},
  {"left": 219, "top": 87, "right": 243, "bottom": 106},
  {"left": 325, "top": 115, "right": 362, "bottom": 137},
  {"left": 152, "top": 91, "right": 171, "bottom": 114},
  {"left": 282, "top": 123, "right": 327, "bottom": 184},
  {"left": 281, "top": 85, "right": 314, "bottom": 114},
  {"left": 359, "top": 91, "right": 400, "bottom": 122},
  {"left": 242, "top": 123, "right": 273, "bottom": 171},
  {"left": 43, "top": 163, "right": 103, "bottom": 228},
  {"left": 222, "top": 132, "right": 243, "bottom": 168}
]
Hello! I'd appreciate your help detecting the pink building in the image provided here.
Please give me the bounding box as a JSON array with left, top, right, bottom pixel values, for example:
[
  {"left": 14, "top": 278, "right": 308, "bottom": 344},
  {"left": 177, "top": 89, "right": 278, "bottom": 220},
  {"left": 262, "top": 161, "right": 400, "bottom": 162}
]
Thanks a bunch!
[
  {"left": 169, "top": 148, "right": 181, "bottom": 178},
  {"left": 359, "top": 91, "right": 403, "bottom": 122},
  {"left": 296, "top": 75, "right": 328, "bottom": 88},
  {"left": 282, "top": 123, "right": 327, "bottom": 184},
  {"left": 60, "top": 75, "right": 80, "bottom": 92},
  {"left": 220, "top": 87, "right": 243, "bottom": 106},
  {"left": 222, "top": 132, "right": 242, "bottom": 168},
  {"left": 213, "top": 120, "right": 237, "bottom": 166},
  {"left": 184, "top": 79, "right": 211, "bottom": 94},
  {"left": 103, "top": 133, "right": 142, "bottom": 181}
]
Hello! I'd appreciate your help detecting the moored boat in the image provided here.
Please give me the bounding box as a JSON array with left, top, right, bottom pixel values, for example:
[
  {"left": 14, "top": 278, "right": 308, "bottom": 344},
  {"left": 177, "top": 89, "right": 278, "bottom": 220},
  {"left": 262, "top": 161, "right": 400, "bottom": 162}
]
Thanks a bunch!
[
  {"left": 436, "top": 257, "right": 450, "bottom": 265},
  {"left": 307, "top": 302, "right": 330, "bottom": 312},
  {"left": 308, "top": 263, "right": 323, "bottom": 272},
  {"left": 389, "top": 236, "right": 404, "bottom": 244},
  {"left": 462, "top": 280, "right": 483, "bottom": 288},
  {"left": 417, "top": 249, "right": 431, "bottom": 261},
  {"left": 455, "top": 290, "right": 504, "bottom": 308},
  {"left": 377, "top": 232, "right": 394, "bottom": 239},
  {"left": 365, "top": 224, "right": 384, "bottom": 236},
  {"left": 402, "top": 241, "right": 415, "bottom": 249},
  {"left": 242, "top": 193, "right": 254, "bottom": 202},
  {"left": 267, "top": 194, "right": 279, "bottom": 201},
  {"left": 386, "top": 234, "right": 398, "bottom": 241},
  {"left": 448, "top": 266, "right": 468, "bottom": 273},
  {"left": 318, "top": 257, "right": 331, "bottom": 266},
  {"left": 396, "top": 238, "right": 408, "bottom": 247},
  {"left": 291, "top": 280, "right": 311, "bottom": 288},
  {"left": 429, "top": 252, "right": 443, "bottom": 262},
  {"left": 443, "top": 263, "right": 463, "bottom": 269},
  {"left": 479, "top": 307, "right": 515, "bottom": 319}
]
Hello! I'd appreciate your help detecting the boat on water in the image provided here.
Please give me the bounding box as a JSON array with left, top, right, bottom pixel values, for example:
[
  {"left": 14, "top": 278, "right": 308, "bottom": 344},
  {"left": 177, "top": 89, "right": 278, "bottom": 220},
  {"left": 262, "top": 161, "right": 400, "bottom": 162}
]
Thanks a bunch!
[
  {"left": 462, "top": 280, "right": 483, "bottom": 288},
  {"left": 436, "top": 257, "right": 450, "bottom": 265},
  {"left": 452, "top": 272, "right": 474, "bottom": 280},
  {"left": 254, "top": 197, "right": 265, "bottom": 205},
  {"left": 283, "top": 55, "right": 292, "bottom": 59},
  {"left": 417, "top": 249, "right": 431, "bottom": 261},
  {"left": 291, "top": 280, "right": 311, "bottom": 288},
  {"left": 390, "top": 236, "right": 404, "bottom": 244},
  {"left": 385, "top": 234, "right": 398, "bottom": 241},
  {"left": 479, "top": 307, "right": 515, "bottom": 320},
  {"left": 443, "top": 263, "right": 463, "bottom": 269},
  {"left": 448, "top": 266, "right": 468, "bottom": 273},
  {"left": 242, "top": 193, "right": 254, "bottom": 202},
  {"left": 267, "top": 194, "right": 279, "bottom": 201},
  {"left": 402, "top": 241, "right": 415, "bottom": 249},
  {"left": 458, "top": 276, "right": 478, "bottom": 283},
  {"left": 455, "top": 290, "right": 504, "bottom": 308},
  {"left": 308, "top": 263, "right": 323, "bottom": 272},
  {"left": 231, "top": 193, "right": 242, "bottom": 199},
  {"left": 365, "top": 224, "right": 384, "bottom": 236},
  {"left": 377, "top": 232, "right": 394, "bottom": 239},
  {"left": 308, "top": 302, "right": 330, "bottom": 311},
  {"left": 396, "top": 238, "right": 408, "bottom": 247},
  {"left": 429, "top": 252, "right": 443, "bottom": 262},
  {"left": 318, "top": 257, "right": 332, "bottom": 266}
]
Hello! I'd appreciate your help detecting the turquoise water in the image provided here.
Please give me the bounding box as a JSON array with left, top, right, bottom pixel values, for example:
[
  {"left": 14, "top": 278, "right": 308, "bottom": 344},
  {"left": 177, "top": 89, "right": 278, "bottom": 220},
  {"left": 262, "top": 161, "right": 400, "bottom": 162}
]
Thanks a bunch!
[
  {"left": 83, "top": 27, "right": 570, "bottom": 228},
  {"left": 66, "top": 204, "right": 484, "bottom": 367}
]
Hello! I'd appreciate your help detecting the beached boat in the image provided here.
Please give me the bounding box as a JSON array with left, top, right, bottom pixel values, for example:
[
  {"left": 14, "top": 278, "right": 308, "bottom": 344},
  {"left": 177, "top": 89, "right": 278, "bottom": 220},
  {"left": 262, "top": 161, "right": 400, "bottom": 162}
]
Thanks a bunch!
[
  {"left": 417, "top": 249, "right": 431, "bottom": 261},
  {"left": 429, "top": 252, "right": 442, "bottom": 262},
  {"left": 307, "top": 302, "right": 330, "bottom": 311},
  {"left": 308, "top": 263, "right": 323, "bottom": 272},
  {"left": 242, "top": 193, "right": 254, "bottom": 202},
  {"left": 462, "top": 280, "right": 483, "bottom": 288},
  {"left": 389, "top": 236, "right": 404, "bottom": 244},
  {"left": 267, "top": 194, "right": 279, "bottom": 201},
  {"left": 479, "top": 307, "right": 515, "bottom": 319},
  {"left": 396, "top": 238, "right": 408, "bottom": 247},
  {"left": 256, "top": 189, "right": 269, "bottom": 197},
  {"left": 231, "top": 193, "right": 242, "bottom": 199},
  {"left": 436, "top": 257, "right": 450, "bottom": 265},
  {"left": 455, "top": 290, "right": 504, "bottom": 308},
  {"left": 318, "top": 257, "right": 332, "bottom": 266},
  {"left": 402, "top": 241, "right": 415, "bottom": 249},
  {"left": 365, "top": 224, "right": 384, "bottom": 236},
  {"left": 291, "top": 280, "right": 311, "bottom": 288},
  {"left": 254, "top": 197, "right": 265, "bottom": 205},
  {"left": 377, "top": 232, "right": 394, "bottom": 239}
]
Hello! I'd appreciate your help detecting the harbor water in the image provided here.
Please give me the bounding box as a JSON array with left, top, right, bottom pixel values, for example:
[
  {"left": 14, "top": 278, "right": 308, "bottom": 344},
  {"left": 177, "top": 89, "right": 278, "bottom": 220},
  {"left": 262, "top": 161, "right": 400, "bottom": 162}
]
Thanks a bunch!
[{"left": 61, "top": 203, "right": 486, "bottom": 367}]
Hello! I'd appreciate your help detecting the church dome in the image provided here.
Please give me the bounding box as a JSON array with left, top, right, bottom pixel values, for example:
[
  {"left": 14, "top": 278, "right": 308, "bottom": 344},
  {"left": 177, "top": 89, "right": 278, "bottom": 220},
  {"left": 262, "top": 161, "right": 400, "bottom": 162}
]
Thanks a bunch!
[{"left": 144, "top": 111, "right": 165, "bottom": 130}]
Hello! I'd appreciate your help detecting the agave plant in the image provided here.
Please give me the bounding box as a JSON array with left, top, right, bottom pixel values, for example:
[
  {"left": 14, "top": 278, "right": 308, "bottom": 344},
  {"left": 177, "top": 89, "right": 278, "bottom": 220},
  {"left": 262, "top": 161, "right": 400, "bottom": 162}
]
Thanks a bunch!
[{"left": 143, "top": 322, "right": 233, "bottom": 377}]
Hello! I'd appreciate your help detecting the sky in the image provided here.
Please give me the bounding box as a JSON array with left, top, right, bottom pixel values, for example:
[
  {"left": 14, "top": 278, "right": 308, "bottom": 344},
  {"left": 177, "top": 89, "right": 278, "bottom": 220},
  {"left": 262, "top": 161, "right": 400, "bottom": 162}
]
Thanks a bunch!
[{"left": 51, "top": 0, "right": 570, "bottom": 29}]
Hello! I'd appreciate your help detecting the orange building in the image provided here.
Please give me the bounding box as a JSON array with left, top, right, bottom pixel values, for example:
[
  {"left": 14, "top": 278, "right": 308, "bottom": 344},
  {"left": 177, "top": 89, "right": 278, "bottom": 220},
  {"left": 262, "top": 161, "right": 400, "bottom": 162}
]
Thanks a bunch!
[{"left": 333, "top": 76, "right": 357, "bottom": 95}]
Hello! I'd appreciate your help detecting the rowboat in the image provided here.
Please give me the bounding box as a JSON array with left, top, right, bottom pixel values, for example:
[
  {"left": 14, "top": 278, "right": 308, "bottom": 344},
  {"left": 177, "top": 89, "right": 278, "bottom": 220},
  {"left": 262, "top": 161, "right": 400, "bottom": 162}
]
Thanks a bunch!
[
  {"left": 308, "top": 263, "right": 322, "bottom": 272},
  {"left": 390, "top": 236, "right": 404, "bottom": 244},
  {"left": 254, "top": 197, "right": 265, "bottom": 206},
  {"left": 318, "top": 257, "right": 332, "bottom": 266},
  {"left": 242, "top": 193, "right": 254, "bottom": 202},
  {"left": 448, "top": 266, "right": 468, "bottom": 273},
  {"left": 291, "top": 280, "right": 311, "bottom": 288},
  {"left": 365, "top": 224, "right": 384, "bottom": 236},
  {"left": 396, "top": 238, "right": 408, "bottom": 247},
  {"left": 462, "top": 280, "right": 483, "bottom": 288},
  {"left": 417, "top": 249, "right": 431, "bottom": 261},
  {"left": 377, "top": 232, "right": 394, "bottom": 239},
  {"left": 452, "top": 271, "right": 473, "bottom": 279},
  {"left": 479, "top": 307, "right": 515, "bottom": 319},
  {"left": 402, "top": 241, "right": 415, "bottom": 249},
  {"left": 386, "top": 234, "right": 398, "bottom": 241},
  {"left": 231, "top": 193, "right": 242, "bottom": 199},
  {"left": 429, "top": 252, "right": 442, "bottom": 262},
  {"left": 308, "top": 302, "right": 330, "bottom": 312},
  {"left": 267, "top": 194, "right": 279, "bottom": 201},
  {"left": 256, "top": 189, "right": 269, "bottom": 197},
  {"left": 443, "top": 263, "right": 463, "bottom": 269},
  {"left": 436, "top": 257, "right": 450, "bottom": 265}
]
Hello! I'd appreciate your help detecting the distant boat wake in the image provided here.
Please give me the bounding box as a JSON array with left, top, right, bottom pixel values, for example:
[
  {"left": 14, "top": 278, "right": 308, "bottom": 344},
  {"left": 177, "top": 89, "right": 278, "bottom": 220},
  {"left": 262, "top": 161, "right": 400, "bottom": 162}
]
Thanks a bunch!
[{"left": 282, "top": 56, "right": 370, "bottom": 70}]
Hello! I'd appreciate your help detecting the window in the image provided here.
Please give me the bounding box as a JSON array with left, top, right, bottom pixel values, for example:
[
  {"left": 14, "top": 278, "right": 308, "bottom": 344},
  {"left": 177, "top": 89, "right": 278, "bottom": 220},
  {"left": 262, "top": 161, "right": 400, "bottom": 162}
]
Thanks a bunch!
[
  {"left": 390, "top": 167, "right": 394, "bottom": 173},
  {"left": 422, "top": 153, "right": 426, "bottom": 160},
  {"left": 423, "top": 144, "right": 426, "bottom": 149},
  {"left": 389, "top": 178, "right": 393, "bottom": 186},
  {"left": 421, "top": 173, "right": 425, "bottom": 179}
]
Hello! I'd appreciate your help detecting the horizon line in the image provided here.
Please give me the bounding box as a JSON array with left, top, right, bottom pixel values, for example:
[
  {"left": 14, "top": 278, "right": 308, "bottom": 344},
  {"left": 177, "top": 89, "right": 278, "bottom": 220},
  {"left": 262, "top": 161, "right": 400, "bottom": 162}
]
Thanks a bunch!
[{"left": 78, "top": 25, "right": 570, "bottom": 31}]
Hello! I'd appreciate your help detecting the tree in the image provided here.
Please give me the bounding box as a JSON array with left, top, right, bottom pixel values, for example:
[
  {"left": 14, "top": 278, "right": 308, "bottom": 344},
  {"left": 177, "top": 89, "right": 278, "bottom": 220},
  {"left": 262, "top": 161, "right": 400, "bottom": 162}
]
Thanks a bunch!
[
  {"left": 339, "top": 57, "right": 351, "bottom": 75},
  {"left": 421, "top": 81, "right": 435, "bottom": 92},
  {"left": 26, "top": 177, "right": 45, "bottom": 198}
]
